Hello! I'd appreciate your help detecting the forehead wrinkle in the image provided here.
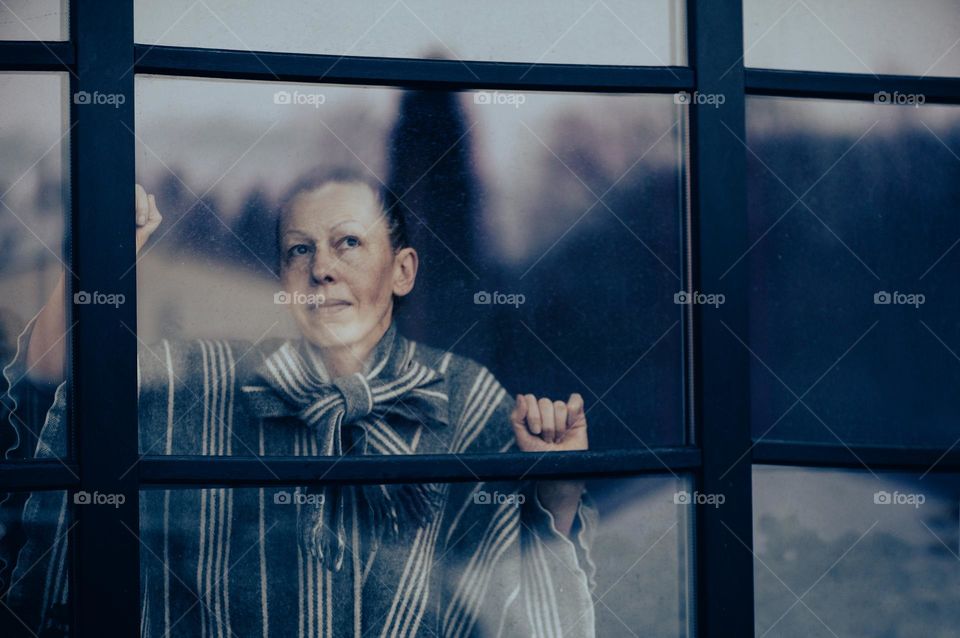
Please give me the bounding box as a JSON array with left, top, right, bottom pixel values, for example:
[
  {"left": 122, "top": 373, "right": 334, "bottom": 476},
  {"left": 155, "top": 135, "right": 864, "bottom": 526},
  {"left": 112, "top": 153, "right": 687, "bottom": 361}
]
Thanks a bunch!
[
  {"left": 286, "top": 187, "right": 383, "bottom": 235},
  {"left": 283, "top": 217, "right": 381, "bottom": 242}
]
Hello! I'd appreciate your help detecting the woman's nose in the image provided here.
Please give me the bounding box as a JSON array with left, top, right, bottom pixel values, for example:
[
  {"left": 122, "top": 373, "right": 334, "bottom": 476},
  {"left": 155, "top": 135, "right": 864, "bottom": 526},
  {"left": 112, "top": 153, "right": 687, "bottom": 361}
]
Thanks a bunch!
[{"left": 309, "top": 253, "right": 336, "bottom": 285}]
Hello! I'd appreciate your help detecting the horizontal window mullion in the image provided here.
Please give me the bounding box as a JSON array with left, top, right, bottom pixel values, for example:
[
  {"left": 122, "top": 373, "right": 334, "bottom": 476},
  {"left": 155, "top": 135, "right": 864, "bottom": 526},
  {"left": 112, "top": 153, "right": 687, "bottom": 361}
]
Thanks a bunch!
[
  {"left": 753, "top": 441, "right": 960, "bottom": 471},
  {"left": 746, "top": 67, "right": 960, "bottom": 104},
  {"left": 133, "top": 44, "right": 694, "bottom": 92},
  {"left": 0, "top": 40, "right": 74, "bottom": 70},
  {"left": 0, "top": 462, "right": 80, "bottom": 490},
  {"left": 138, "top": 448, "right": 701, "bottom": 487}
]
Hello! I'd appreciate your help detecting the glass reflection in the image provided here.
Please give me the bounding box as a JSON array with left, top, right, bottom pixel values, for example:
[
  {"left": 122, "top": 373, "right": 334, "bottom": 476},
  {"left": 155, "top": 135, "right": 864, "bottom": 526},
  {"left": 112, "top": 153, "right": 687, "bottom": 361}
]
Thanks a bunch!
[
  {"left": 754, "top": 466, "right": 960, "bottom": 637},
  {"left": 135, "top": 0, "right": 685, "bottom": 67},
  {"left": 746, "top": 97, "right": 960, "bottom": 447},
  {"left": 0, "top": 490, "right": 70, "bottom": 637},
  {"left": 0, "top": 72, "right": 69, "bottom": 461},
  {"left": 125, "top": 77, "right": 685, "bottom": 454},
  {"left": 744, "top": 0, "right": 960, "bottom": 76},
  {"left": 0, "top": 1, "right": 68, "bottom": 41},
  {"left": 134, "top": 477, "right": 688, "bottom": 636}
]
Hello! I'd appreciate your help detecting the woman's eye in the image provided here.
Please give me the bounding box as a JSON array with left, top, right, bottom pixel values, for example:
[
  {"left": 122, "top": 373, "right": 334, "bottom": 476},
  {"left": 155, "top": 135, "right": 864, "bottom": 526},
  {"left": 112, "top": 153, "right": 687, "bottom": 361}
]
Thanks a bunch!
[
  {"left": 339, "top": 236, "right": 361, "bottom": 249},
  {"left": 287, "top": 244, "right": 311, "bottom": 258}
]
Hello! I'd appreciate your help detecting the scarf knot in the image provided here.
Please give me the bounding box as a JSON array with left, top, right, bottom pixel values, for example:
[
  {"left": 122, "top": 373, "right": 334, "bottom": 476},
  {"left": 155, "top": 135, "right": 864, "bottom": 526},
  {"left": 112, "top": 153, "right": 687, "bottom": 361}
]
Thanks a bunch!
[
  {"left": 248, "top": 324, "right": 448, "bottom": 571},
  {"left": 291, "top": 371, "right": 375, "bottom": 444},
  {"left": 329, "top": 373, "right": 374, "bottom": 424}
]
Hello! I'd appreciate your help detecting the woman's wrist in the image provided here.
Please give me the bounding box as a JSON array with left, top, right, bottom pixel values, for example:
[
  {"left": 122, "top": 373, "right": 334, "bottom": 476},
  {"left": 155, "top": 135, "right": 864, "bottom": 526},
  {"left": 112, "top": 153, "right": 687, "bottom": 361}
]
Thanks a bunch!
[{"left": 536, "top": 480, "right": 584, "bottom": 537}]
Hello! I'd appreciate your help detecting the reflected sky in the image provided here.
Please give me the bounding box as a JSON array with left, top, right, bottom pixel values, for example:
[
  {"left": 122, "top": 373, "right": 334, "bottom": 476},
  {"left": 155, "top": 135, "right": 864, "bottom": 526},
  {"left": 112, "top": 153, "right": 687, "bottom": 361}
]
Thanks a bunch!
[
  {"left": 0, "top": 0, "right": 67, "bottom": 40},
  {"left": 134, "top": 0, "right": 686, "bottom": 67},
  {"left": 744, "top": 0, "right": 960, "bottom": 77},
  {"left": 133, "top": 76, "right": 683, "bottom": 261}
]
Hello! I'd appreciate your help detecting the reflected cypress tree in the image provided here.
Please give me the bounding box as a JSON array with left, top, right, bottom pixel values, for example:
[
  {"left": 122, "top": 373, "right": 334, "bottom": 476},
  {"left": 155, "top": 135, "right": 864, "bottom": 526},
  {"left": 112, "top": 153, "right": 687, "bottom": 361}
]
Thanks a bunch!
[
  {"left": 233, "top": 185, "right": 278, "bottom": 278},
  {"left": 0, "top": 226, "right": 13, "bottom": 271},
  {"left": 386, "top": 86, "right": 483, "bottom": 347},
  {"left": 34, "top": 157, "right": 62, "bottom": 219},
  {"left": 153, "top": 170, "right": 195, "bottom": 254},
  {"left": 152, "top": 171, "right": 230, "bottom": 262},
  {"left": 183, "top": 193, "right": 229, "bottom": 260},
  {"left": 146, "top": 172, "right": 228, "bottom": 261}
]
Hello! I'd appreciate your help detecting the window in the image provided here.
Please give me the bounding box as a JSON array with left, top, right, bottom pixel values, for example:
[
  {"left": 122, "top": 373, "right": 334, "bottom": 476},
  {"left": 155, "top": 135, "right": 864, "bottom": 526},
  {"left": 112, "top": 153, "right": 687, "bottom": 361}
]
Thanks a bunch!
[
  {"left": 0, "top": 1, "right": 68, "bottom": 41},
  {"left": 0, "top": 72, "right": 70, "bottom": 460},
  {"left": 746, "top": 97, "right": 960, "bottom": 447},
  {"left": 1, "top": 2, "right": 957, "bottom": 637},
  {"left": 132, "top": 0, "right": 686, "bottom": 66},
  {"left": 754, "top": 467, "right": 960, "bottom": 635},
  {"left": 743, "top": 0, "right": 960, "bottom": 76},
  {"left": 133, "top": 77, "right": 688, "bottom": 452}
]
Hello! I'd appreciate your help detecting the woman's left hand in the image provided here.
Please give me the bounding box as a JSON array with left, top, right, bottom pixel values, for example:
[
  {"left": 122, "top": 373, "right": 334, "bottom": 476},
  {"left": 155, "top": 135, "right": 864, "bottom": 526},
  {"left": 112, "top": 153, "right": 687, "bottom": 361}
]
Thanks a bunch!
[{"left": 511, "top": 393, "right": 589, "bottom": 452}]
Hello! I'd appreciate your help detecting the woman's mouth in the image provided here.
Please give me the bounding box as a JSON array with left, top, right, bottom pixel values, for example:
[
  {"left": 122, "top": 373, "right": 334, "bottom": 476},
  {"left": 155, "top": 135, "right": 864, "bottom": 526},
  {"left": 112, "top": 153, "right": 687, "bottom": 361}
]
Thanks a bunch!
[{"left": 310, "top": 298, "right": 351, "bottom": 315}]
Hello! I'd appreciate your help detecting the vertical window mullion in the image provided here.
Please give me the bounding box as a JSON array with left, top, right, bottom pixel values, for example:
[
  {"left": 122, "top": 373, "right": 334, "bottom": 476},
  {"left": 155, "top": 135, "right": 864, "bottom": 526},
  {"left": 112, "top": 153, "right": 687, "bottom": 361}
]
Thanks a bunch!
[
  {"left": 687, "top": 1, "right": 754, "bottom": 636},
  {"left": 70, "top": 1, "right": 139, "bottom": 636}
]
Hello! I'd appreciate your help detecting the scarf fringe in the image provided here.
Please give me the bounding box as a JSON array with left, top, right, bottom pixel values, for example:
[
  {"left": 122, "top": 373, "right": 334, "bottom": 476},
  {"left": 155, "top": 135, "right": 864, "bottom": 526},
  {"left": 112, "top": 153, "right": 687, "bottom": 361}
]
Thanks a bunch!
[{"left": 297, "top": 483, "right": 443, "bottom": 571}]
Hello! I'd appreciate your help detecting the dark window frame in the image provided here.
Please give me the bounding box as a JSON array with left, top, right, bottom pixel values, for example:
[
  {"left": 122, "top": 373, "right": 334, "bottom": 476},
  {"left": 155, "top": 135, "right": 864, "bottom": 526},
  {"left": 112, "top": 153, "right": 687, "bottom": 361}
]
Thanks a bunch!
[{"left": 2, "top": 1, "right": 960, "bottom": 636}]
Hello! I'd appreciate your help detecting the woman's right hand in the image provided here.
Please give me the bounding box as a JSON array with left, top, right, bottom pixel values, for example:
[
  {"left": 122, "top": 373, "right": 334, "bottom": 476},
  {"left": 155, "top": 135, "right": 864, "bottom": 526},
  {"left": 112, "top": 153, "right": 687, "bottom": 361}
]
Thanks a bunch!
[{"left": 135, "top": 183, "right": 163, "bottom": 254}]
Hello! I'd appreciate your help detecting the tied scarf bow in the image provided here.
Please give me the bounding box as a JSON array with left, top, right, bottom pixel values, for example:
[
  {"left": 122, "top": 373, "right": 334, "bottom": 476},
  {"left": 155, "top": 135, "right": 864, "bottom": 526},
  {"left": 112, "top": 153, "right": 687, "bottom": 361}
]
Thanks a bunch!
[{"left": 247, "top": 324, "right": 448, "bottom": 571}]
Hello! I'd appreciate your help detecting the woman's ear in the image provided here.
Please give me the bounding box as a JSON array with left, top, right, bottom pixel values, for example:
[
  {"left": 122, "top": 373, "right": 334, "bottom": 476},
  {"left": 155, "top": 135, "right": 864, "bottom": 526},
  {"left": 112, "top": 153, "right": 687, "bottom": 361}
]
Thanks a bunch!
[{"left": 392, "top": 247, "right": 418, "bottom": 297}]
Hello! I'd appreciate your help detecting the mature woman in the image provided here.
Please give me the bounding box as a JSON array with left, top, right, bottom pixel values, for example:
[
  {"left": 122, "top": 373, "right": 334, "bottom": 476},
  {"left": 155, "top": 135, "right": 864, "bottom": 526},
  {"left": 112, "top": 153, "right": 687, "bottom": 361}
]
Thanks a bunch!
[{"left": 3, "top": 171, "right": 597, "bottom": 637}]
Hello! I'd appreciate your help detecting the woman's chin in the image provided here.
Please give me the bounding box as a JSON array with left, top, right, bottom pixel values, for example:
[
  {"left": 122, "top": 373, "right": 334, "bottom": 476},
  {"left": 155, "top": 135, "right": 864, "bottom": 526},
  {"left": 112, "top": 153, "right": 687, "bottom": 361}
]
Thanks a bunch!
[{"left": 299, "top": 313, "right": 366, "bottom": 349}]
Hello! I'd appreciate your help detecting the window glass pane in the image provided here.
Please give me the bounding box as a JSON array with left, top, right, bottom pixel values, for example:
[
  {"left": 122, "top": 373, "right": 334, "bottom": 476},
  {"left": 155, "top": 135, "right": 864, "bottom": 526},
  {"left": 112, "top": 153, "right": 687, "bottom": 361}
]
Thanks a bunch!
[
  {"left": 0, "top": 490, "right": 71, "bottom": 636},
  {"left": 133, "top": 76, "right": 687, "bottom": 455},
  {"left": 136, "top": 476, "right": 691, "bottom": 636},
  {"left": 0, "top": 72, "right": 70, "bottom": 461},
  {"left": 743, "top": 0, "right": 960, "bottom": 76},
  {"left": 754, "top": 466, "right": 960, "bottom": 636},
  {"left": 0, "top": 0, "right": 67, "bottom": 41},
  {"left": 746, "top": 97, "right": 960, "bottom": 447},
  {"left": 134, "top": 0, "right": 686, "bottom": 67}
]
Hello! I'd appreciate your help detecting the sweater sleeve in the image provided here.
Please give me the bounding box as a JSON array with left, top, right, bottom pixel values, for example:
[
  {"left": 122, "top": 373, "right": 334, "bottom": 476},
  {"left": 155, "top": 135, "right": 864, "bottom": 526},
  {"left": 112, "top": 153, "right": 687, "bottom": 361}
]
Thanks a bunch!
[
  {"left": 439, "top": 358, "right": 598, "bottom": 637},
  {"left": 0, "top": 312, "right": 71, "bottom": 635},
  {"left": 0, "top": 315, "right": 241, "bottom": 637},
  {"left": 2, "top": 310, "right": 68, "bottom": 461}
]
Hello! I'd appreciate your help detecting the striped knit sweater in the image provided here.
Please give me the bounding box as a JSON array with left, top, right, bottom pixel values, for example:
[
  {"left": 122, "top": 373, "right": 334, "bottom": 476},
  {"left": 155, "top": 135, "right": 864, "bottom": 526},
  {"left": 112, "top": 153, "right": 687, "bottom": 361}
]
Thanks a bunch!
[{"left": 2, "top": 316, "right": 598, "bottom": 637}]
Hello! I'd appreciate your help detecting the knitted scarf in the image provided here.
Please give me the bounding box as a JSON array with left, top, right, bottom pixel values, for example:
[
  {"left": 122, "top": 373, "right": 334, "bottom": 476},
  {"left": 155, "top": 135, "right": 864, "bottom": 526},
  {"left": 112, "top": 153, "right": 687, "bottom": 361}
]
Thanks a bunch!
[{"left": 247, "top": 323, "right": 448, "bottom": 571}]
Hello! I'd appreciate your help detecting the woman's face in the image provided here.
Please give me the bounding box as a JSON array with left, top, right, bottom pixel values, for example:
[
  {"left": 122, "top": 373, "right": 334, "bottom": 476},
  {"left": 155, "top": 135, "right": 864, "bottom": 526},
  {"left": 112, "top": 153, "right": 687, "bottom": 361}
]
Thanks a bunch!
[{"left": 279, "top": 182, "right": 416, "bottom": 353}]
